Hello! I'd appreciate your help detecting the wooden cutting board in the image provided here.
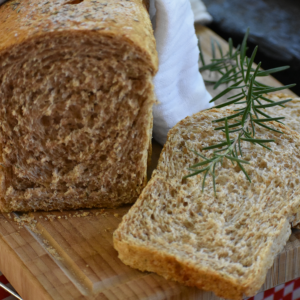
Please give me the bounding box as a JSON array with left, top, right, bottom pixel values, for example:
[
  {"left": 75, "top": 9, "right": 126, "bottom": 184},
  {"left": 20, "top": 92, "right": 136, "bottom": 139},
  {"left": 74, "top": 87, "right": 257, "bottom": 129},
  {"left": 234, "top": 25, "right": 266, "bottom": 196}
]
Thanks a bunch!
[{"left": 0, "top": 25, "right": 298, "bottom": 300}]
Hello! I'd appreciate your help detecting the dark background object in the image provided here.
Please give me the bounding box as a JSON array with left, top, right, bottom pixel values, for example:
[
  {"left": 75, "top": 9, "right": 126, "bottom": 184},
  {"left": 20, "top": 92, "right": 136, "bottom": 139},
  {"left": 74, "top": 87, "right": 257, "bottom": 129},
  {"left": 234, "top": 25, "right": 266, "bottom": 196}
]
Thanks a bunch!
[{"left": 202, "top": 0, "right": 300, "bottom": 95}]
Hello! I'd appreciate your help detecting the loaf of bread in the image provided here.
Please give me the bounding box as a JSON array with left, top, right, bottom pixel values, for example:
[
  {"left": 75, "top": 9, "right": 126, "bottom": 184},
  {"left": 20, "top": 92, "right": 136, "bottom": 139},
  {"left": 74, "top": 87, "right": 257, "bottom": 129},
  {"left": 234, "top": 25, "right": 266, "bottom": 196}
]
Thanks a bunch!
[
  {"left": 0, "top": 0, "right": 158, "bottom": 211},
  {"left": 114, "top": 107, "right": 300, "bottom": 300}
]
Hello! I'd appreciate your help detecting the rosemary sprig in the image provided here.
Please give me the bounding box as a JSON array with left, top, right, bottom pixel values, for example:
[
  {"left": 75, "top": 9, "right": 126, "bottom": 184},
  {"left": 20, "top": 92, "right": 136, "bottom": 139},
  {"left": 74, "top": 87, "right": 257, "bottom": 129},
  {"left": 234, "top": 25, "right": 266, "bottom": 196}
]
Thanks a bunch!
[{"left": 185, "top": 29, "right": 296, "bottom": 195}]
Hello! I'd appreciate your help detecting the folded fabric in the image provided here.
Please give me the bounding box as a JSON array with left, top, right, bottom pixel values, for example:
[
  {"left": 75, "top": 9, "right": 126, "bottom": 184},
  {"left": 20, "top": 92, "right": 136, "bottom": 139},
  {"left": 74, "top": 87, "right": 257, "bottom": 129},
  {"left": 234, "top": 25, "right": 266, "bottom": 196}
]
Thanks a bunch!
[
  {"left": 190, "top": 0, "right": 213, "bottom": 23},
  {"left": 149, "top": 0, "right": 213, "bottom": 145}
]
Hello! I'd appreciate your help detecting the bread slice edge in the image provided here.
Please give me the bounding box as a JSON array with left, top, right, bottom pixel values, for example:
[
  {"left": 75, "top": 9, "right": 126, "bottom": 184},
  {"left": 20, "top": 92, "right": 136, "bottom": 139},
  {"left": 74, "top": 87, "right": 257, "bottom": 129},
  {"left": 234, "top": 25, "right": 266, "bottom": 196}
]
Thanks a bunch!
[
  {"left": 114, "top": 235, "right": 244, "bottom": 300},
  {"left": 114, "top": 172, "right": 292, "bottom": 300}
]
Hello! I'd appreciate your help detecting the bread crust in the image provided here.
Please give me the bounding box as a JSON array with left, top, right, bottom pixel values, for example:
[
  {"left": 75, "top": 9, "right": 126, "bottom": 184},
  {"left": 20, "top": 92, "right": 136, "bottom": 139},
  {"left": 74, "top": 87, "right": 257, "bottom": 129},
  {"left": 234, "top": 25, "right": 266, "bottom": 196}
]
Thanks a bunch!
[
  {"left": 114, "top": 238, "right": 245, "bottom": 300},
  {"left": 0, "top": 0, "right": 158, "bottom": 72}
]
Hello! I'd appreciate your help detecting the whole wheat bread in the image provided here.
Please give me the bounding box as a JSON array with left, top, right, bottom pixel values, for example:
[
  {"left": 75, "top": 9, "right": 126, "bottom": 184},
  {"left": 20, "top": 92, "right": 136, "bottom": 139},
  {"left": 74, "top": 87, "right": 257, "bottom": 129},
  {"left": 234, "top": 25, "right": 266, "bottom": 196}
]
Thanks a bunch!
[
  {"left": 227, "top": 93, "right": 300, "bottom": 135},
  {"left": 114, "top": 107, "right": 300, "bottom": 300},
  {"left": 226, "top": 93, "right": 300, "bottom": 227},
  {"left": 0, "top": 0, "right": 157, "bottom": 211}
]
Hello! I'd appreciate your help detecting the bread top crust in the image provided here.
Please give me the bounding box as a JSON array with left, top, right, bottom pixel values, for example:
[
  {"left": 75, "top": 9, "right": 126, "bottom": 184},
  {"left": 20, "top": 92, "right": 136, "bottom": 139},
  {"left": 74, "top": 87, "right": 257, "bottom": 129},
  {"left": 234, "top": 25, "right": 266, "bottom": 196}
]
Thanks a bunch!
[{"left": 0, "top": 0, "right": 158, "bottom": 74}]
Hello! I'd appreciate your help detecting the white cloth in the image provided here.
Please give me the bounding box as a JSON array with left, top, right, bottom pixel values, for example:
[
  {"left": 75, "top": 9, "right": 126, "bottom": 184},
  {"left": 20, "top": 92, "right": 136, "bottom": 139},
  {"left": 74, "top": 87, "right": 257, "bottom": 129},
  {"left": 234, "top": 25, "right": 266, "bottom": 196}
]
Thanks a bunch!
[
  {"left": 150, "top": 0, "right": 213, "bottom": 145},
  {"left": 189, "top": 0, "right": 213, "bottom": 23}
]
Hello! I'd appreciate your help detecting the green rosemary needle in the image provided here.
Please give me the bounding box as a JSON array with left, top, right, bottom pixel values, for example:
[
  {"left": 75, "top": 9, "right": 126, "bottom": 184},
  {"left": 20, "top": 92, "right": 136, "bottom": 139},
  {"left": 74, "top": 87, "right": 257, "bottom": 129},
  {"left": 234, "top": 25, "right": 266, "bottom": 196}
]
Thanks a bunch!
[{"left": 184, "top": 28, "right": 296, "bottom": 195}]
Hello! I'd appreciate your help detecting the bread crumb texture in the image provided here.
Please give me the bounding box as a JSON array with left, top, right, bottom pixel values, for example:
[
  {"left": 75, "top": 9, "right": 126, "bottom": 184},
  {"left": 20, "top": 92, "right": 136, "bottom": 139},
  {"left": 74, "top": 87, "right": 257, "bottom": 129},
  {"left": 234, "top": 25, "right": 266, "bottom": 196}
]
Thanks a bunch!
[
  {"left": 114, "top": 103, "right": 300, "bottom": 300},
  {"left": 226, "top": 94, "right": 300, "bottom": 228},
  {"left": 0, "top": 0, "right": 157, "bottom": 211},
  {"left": 227, "top": 94, "right": 300, "bottom": 135}
]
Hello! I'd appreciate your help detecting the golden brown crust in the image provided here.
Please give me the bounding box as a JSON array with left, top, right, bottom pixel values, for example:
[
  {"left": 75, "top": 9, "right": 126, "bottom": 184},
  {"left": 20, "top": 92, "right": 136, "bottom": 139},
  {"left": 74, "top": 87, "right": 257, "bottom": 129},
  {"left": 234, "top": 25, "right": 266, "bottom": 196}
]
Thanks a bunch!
[
  {"left": 114, "top": 220, "right": 290, "bottom": 299},
  {"left": 143, "top": 0, "right": 150, "bottom": 11},
  {"left": 114, "top": 237, "right": 244, "bottom": 300},
  {"left": 0, "top": 0, "right": 158, "bottom": 73}
]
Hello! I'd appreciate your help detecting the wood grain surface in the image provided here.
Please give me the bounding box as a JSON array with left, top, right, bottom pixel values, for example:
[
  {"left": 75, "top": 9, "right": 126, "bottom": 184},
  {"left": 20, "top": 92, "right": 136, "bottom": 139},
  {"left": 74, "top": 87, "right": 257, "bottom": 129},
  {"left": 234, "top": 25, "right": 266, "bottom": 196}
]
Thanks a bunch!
[{"left": 0, "top": 25, "right": 298, "bottom": 300}]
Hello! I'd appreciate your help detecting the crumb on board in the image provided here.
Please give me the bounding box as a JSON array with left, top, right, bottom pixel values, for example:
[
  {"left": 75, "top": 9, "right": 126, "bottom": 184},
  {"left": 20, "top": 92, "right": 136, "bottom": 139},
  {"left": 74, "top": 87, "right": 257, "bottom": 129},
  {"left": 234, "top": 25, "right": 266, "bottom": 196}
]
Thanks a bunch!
[
  {"left": 47, "top": 215, "right": 56, "bottom": 221},
  {"left": 9, "top": 208, "right": 112, "bottom": 229},
  {"left": 95, "top": 209, "right": 107, "bottom": 216},
  {"left": 13, "top": 214, "right": 37, "bottom": 230},
  {"left": 42, "top": 239, "right": 62, "bottom": 261}
]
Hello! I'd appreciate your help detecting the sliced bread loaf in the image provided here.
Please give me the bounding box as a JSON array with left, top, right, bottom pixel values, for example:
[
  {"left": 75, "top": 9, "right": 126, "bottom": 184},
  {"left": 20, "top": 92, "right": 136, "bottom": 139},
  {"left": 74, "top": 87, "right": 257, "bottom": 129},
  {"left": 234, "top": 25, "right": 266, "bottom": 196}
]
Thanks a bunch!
[
  {"left": 114, "top": 107, "right": 300, "bottom": 300},
  {"left": 0, "top": 0, "right": 157, "bottom": 211}
]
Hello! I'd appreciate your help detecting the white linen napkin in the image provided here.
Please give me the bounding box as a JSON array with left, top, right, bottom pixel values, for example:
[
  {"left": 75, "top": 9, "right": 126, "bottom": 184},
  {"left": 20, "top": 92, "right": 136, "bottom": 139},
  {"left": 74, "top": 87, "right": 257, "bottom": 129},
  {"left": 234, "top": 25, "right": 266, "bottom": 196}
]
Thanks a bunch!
[
  {"left": 149, "top": 0, "right": 213, "bottom": 145},
  {"left": 190, "top": 0, "right": 213, "bottom": 23}
]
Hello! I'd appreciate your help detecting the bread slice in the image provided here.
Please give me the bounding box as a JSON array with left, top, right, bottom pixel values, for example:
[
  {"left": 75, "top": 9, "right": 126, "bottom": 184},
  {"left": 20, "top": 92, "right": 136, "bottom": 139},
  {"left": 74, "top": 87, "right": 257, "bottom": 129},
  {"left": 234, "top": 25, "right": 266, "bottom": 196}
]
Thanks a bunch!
[
  {"left": 226, "top": 93, "right": 300, "bottom": 134},
  {"left": 0, "top": 0, "right": 157, "bottom": 211},
  {"left": 226, "top": 93, "right": 300, "bottom": 227},
  {"left": 114, "top": 107, "right": 300, "bottom": 300}
]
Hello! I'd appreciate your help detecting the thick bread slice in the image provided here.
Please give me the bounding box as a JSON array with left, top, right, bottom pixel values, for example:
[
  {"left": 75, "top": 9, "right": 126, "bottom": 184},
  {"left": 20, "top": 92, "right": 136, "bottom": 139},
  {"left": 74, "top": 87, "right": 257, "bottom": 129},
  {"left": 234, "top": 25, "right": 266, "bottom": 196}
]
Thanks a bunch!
[
  {"left": 0, "top": 0, "right": 157, "bottom": 211},
  {"left": 114, "top": 108, "right": 300, "bottom": 300}
]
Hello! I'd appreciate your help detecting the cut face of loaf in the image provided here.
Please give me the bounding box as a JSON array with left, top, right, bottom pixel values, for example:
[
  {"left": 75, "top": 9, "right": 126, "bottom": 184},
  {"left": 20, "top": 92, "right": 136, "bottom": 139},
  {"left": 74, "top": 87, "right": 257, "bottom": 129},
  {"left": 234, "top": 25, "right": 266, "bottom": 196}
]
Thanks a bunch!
[
  {"left": 226, "top": 94, "right": 300, "bottom": 135},
  {"left": 226, "top": 93, "right": 300, "bottom": 228},
  {"left": 114, "top": 108, "right": 300, "bottom": 300},
  {"left": 0, "top": 0, "right": 158, "bottom": 211}
]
